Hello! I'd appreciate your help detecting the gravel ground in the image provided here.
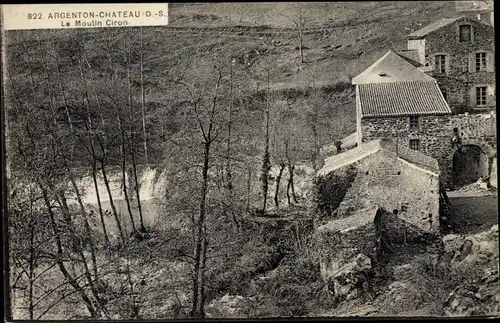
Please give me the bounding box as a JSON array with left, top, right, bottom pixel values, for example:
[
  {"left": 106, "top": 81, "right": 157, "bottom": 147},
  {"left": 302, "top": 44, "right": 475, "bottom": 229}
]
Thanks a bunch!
[{"left": 446, "top": 194, "right": 498, "bottom": 235}]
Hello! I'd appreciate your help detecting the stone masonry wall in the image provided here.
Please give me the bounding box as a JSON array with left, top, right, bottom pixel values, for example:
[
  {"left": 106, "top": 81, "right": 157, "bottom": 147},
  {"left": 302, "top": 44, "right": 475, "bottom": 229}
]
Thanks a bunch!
[
  {"left": 334, "top": 151, "right": 440, "bottom": 232},
  {"left": 361, "top": 115, "right": 453, "bottom": 184},
  {"left": 361, "top": 113, "right": 497, "bottom": 188},
  {"left": 423, "top": 17, "right": 495, "bottom": 113}
]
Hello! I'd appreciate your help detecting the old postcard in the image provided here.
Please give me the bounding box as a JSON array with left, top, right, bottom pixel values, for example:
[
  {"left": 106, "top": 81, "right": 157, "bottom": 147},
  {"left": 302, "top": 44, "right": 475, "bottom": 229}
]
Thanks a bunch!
[{"left": 2, "top": 1, "right": 498, "bottom": 320}]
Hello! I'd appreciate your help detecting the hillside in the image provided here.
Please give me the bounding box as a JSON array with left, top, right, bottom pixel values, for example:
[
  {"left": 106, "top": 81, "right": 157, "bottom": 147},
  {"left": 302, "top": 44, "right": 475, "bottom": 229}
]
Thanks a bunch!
[
  {"left": 6, "top": 1, "right": 460, "bottom": 93},
  {"left": 165, "top": 1, "right": 459, "bottom": 88}
]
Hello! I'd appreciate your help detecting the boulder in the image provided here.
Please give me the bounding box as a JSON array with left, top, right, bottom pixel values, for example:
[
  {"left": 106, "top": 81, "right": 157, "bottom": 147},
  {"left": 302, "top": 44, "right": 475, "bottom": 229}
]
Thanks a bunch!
[
  {"left": 451, "top": 224, "right": 499, "bottom": 269},
  {"left": 206, "top": 294, "right": 255, "bottom": 318},
  {"left": 443, "top": 266, "right": 499, "bottom": 316},
  {"left": 327, "top": 253, "right": 372, "bottom": 300},
  {"left": 442, "top": 234, "right": 465, "bottom": 254}
]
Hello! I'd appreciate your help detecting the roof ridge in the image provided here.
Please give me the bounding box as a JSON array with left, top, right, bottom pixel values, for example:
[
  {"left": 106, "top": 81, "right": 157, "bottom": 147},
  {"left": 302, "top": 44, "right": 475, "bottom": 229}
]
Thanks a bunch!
[{"left": 361, "top": 79, "right": 437, "bottom": 84}]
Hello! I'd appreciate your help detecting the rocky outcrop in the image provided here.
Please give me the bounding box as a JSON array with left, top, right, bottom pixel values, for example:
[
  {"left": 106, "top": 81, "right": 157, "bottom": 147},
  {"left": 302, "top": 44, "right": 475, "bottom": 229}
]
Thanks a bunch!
[
  {"left": 316, "top": 206, "right": 381, "bottom": 301},
  {"left": 442, "top": 224, "right": 499, "bottom": 316},
  {"left": 326, "top": 253, "right": 373, "bottom": 301},
  {"left": 206, "top": 294, "right": 256, "bottom": 318},
  {"left": 447, "top": 224, "right": 499, "bottom": 269},
  {"left": 443, "top": 277, "right": 499, "bottom": 317}
]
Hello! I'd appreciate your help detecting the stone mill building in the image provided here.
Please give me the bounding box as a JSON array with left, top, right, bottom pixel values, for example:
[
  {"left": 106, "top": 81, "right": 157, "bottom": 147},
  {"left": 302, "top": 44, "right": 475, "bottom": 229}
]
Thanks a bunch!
[{"left": 352, "top": 15, "right": 497, "bottom": 189}]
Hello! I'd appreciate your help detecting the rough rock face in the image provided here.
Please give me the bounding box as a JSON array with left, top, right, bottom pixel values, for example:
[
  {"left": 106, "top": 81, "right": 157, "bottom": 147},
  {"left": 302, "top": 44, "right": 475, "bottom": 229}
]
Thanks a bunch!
[
  {"left": 443, "top": 270, "right": 499, "bottom": 317},
  {"left": 442, "top": 224, "right": 499, "bottom": 316},
  {"left": 448, "top": 224, "right": 499, "bottom": 269},
  {"left": 206, "top": 294, "right": 255, "bottom": 318},
  {"left": 324, "top": 253, "right": 373, "bottom": 301}
]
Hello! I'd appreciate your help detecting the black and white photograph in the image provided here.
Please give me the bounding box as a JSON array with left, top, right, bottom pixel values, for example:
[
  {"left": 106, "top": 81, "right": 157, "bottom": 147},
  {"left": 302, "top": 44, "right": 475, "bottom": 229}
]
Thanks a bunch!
[{"left": 2, "top": 1, "right": 498, "bottom": 320}]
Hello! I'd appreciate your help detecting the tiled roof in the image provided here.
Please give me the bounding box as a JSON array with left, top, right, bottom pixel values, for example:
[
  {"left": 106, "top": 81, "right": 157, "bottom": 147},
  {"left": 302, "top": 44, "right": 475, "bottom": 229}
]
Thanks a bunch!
[
  {"left": 358, "top": 81, "right": 452, "bottom": 118},
  {"left": 352, "top": 50, "right": 435, "bottom": 85},
  {"left": 407, "top": 17, "right": 463, "bottom": 39},
  {"left": 317, "top": 139, "right": 440, "bottom": 177}
]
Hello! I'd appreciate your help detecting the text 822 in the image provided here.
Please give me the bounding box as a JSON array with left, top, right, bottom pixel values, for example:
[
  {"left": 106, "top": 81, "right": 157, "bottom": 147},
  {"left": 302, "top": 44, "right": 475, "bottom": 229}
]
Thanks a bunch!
[{"left": 27, "top": 13, "right": 43, "bottom": 19}]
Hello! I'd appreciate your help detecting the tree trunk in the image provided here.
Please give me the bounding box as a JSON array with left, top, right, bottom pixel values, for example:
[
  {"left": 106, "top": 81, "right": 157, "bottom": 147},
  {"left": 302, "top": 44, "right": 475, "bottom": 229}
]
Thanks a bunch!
[
  {"left": 274, "top": 163, "right": 286, "bottom": 209},
  {"left": 139, "top": 27, "right": 148, "bottom": 164},
  {"left": 39, "top": 183, "right": 97, "bottom": 318},
  {"left": 100, "top": 162, "right": 125, "bottom": 244},
  {"left": 290, "top": 164, "right": 298, "bottom": 203},
  {"left": 287, "top": 163, "right": 298, "bottom": 205},
  {"left": 260, "top": 70, "right": 272, "bottom": 214},
  {"left": 28, "top": 205, "right": 35, "bottom": 321},
  {"left": 196, "top": 226, "right": 208, "bottom": 318},
  {"left": 118, "top": 117, "right": 137, "bottom": 234},
  {"left": 79, "top": 37, "right": 110, "bottom": 247},
  {"left": 69, "top": 175, "right": 99, "bottom": 279},
  {"left": 226, "top": 62, "right": 238, "bottom": 229},
  {"left": 246, "top": 167, "right": 252, "bottom": 213},
  {"left": 191, "top": 141, "right": 210, "bottom": 318},
  {"left": 88, "top": 132, "right": 110, "bottom": 246},
  {"left": 91, "top": 158, "right": 110, "bottom": 246},
  {"left": 129, "top": 131, "right": 146, "bottom": 233},
  {"left": 56, "top": 191, "right": 108, "bottom": 318},
  {"left": 299, "top": 28, "right": 304, "bottom": 63},
  {"left": 121, "top": 32, "right": 137, "bottom": 235},
  {"left": 51, "top": 37, "right": 73, "bottom": 131}
]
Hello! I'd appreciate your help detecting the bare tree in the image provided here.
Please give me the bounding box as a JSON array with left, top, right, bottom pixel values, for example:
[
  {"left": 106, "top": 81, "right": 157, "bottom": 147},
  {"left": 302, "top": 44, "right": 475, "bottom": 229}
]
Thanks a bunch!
[
  {"left": 260, "top": 71, "right": 272, "bottom": 214},
  {"left": 282, "top": 3, "right": 308, "bottom": 63}
]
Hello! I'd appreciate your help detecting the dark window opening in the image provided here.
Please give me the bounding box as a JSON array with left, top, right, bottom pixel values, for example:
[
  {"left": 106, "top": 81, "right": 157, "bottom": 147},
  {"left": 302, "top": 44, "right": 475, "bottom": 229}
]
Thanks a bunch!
[
  {"left": 459, "top": 24, "right": 472, "bottom": 41},
  {"left": 409, "top": 116, "right": 420, "bottom": 130},
  {"left": 453, "top": 127, "right": 459, "bottom": 133},
  {"left": 409, "top": 139, "right": 420, "bottom": 151},
  {"left": 476, "top": 86, "right": 487, "bottom": 107},
  {"left": 475, "top": 52, "right": 487, "bottom": 72},
  {"left": 435, "top": 54, "right": 447, "bottom": 74}
]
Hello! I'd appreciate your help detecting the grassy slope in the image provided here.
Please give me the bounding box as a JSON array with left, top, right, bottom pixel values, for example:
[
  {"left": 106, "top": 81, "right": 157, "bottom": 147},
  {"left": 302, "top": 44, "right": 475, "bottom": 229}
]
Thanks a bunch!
[
  {"left": 166, "top": 1, "right": 459, "bottom": 90},
  {"left": 6, "top": 1, "right": 459, "bottom": 93}
]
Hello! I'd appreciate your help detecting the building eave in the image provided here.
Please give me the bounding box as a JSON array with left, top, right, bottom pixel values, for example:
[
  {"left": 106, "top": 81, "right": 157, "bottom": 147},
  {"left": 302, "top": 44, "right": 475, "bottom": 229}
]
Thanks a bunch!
[{"left": 361, "top": 111, "right": 452, "bottom": 119}]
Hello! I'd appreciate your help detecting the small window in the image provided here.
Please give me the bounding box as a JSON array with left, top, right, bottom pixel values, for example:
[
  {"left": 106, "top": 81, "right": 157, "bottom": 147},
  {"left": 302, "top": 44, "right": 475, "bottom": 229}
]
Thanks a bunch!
[
  {"left": 476, "top": 86, "right": 487, "bottom": 107},
  {"left": 475, "top": 52, "right": 487, "bottom": 72},
  {"left": 459, "top": 24, "right": 472, "bottom": 41},
  {"left": 435, "top": 54, "right": 447, "bottom": 74},
  {"left": 409, "top": 116, "right": 419, "bottom": 130},
  {"left": 409, "top": 139, "right": 420, "bottom": 151}
]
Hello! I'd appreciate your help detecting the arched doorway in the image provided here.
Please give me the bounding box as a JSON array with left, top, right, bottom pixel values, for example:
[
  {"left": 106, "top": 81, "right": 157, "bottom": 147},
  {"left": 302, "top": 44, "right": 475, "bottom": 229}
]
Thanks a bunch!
[{"left": 452, "top": 145, "right": 489, "bottom": 188}]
